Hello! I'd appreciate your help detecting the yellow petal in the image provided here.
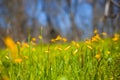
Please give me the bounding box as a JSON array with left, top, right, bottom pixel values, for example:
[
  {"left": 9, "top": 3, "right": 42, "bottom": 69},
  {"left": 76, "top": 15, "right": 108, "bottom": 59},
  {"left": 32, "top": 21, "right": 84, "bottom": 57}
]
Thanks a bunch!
[{"left": 95, "top": 54, "right": 101, "bottom": 59}]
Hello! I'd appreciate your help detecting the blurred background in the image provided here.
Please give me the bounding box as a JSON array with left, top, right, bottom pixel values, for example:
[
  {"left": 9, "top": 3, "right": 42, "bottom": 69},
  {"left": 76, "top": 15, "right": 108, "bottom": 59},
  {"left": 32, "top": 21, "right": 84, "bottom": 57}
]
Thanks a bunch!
[{"left": 0, "top": 0, "right": 120, "bottom": 47}]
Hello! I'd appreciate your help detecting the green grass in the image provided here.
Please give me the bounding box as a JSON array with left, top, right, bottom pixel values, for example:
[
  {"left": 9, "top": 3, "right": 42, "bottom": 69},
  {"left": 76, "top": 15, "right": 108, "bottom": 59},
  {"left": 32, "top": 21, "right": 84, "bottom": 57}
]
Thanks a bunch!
[{"left": 0, "top": 36, "right": 120, "bottom": 80}]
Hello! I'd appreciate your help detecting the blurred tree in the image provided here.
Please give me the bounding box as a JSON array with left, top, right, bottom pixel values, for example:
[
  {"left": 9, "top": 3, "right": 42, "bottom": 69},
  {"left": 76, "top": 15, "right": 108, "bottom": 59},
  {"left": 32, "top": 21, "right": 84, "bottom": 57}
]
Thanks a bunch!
[
  {"left": 0, "top": 0, "right": 120, "bottom": 47},
  {"left": 0, "top": 0, "right": 27, "bottom": 41}
]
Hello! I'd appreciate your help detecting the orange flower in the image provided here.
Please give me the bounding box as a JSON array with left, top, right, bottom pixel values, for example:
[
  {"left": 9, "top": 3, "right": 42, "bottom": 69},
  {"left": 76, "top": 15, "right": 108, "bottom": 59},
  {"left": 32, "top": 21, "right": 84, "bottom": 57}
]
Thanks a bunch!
[
  {"left": 4, "top": 36, "right": 18, "bottom": 59},
  {"left": 91, "top": 37, "right": 97, "bottom": 42},
  {"left": 112, "top": 37, "right": 119, "bottom": 41},
  {"left": 4, "top": 36, "right": 16, "bottom": 49},
  {"left": 14, "top": 58, "right": 22, "bottom": 63},
  {"left": 92, "top": 34, "right": 101, "bottom": 42}
]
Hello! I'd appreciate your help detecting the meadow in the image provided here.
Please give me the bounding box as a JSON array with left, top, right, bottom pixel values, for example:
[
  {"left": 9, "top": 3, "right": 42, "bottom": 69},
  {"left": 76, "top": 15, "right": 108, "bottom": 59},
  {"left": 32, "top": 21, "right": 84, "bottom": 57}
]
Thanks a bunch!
[{"left": 0, "top": 31, "right": 120, "bottom": 80}]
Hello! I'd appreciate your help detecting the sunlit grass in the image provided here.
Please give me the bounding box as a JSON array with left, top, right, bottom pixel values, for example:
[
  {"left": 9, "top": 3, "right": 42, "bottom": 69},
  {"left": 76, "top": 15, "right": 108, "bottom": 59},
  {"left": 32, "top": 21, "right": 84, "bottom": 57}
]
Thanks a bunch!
[{"left": 0, "top": 32, "right": 120, "bottom": 80}]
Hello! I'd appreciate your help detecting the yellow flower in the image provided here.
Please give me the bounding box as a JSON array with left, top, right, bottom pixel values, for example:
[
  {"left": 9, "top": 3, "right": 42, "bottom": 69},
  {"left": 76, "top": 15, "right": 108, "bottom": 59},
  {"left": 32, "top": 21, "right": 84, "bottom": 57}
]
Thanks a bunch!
[
  {"left": 31, "top": 41, "right": 36, "bottom": 46},
  {"left": 51, "top": 39, "right": 56, "bottom": 42},
  {"left": 71, "top": 41, "right": 76, "bottom": 45},
  {"left": 58, "top": 47, "right": 62, "bottom": 51},
  {"left": 38, "top": 35, "right": 42, "bottom": 39},
  {"left": 4, "top": 36, "right": 16, "bottom": 49},
  {"left": 31, "top": 37, "right": 36, "bottom": 42},
  {"left": 4, "top": 36, "right": 18, "bottom": 59},
  {"left": 91, "top": 37, "right": 97, "bottom": 42},
  {"left": 73, "top": 49, "right": 78, "bottom": 55},
  {"left": 32, "top": 48, "right": 36, "bottom": 52},
  {"left": 92, "top": 34, "right": 101, "bottom": 42},
  {"left": 95, "top": 54, "right": 101, "bottom": 59},
  {"left": 5, "top": 56, "right": 9, "bottom": 60},
  {"left": 112, "top": 37, "right": 119, "bottom": 41},
  {"left": 64, "top": 46, "right": 71, "bottom": 51},
  {"left": 24, "top": 56, "right": 28, "bottom": 59},
  {"left": 102, "top": 32, "right": 107, "bottom": 36},
  {"left": 55, "top": 46, "right": 62, "bottom": 51},
  {"left": 107, "top": 51, "right": 110, "bottom": 55},
  {"left": 114, "top": 33, "right": 119, "bottom": 37},
  {"left": 55, "top": 35, "right": 62, "bottom": 41},
  {"left": 75, "top": 43, "right": 80, "bottom": 48},
  {"left": 95, "top": 34, "right": 101, "bottom": 40},
  {"left": 62, "top": 38, "right": 67, "bottom": 42},
  {"left": 45, "top": 50, "right": 49, "bottom": 53},
  {"left": 22, "top": 42, "right": 29, "bottom": 48},
  {"left": 85, "top": 40, "right": 91, "bottom": 44},
  {"left": 94, "top": 29, "right": 98, "bottom": 34},
  {"left": 16, "top": 41, "right": 21, "bottom": 45},
  {"left": 112, "top": 34, "right": 119, "bottom": 41},
  {"left": 54, "top": 46, "right": 58, "bottom": 50},
  {"left": 71, "top": 41, "right": 79, "bottom": 48},
  {"left": 14, "top": 58, "right": 22, "bottom": 63},
  {"left": 87, "top": 45, "right": 93, "bottom": 50}
]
